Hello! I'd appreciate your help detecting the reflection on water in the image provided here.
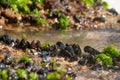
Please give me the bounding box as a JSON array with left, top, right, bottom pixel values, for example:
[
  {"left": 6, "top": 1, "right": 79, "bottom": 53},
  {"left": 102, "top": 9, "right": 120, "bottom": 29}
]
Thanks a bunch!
[{"left": 0, "top": 29, "right": 120, "bottom": 51}]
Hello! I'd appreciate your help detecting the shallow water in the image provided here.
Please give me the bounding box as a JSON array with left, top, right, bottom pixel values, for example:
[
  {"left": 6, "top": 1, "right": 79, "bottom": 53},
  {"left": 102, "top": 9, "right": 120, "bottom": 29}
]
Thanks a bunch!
[{"left": 0, "top": 29, "right": 120, "bottom": 51}]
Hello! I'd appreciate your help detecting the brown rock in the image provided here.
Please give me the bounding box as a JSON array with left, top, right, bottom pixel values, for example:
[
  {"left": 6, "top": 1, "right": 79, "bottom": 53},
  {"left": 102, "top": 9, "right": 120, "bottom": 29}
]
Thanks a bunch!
[
  {"left": 0, "top": 16, "right": 6, "bottom": 25},
  {"left": 117, "top": 19, "right": 120, "bottom": 23},
  {"left": 1, "top": 9, "right": 21, "bottom": 23}
]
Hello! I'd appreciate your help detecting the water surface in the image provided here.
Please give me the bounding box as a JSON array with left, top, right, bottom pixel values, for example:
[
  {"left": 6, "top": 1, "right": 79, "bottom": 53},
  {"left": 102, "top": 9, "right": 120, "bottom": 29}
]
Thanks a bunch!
[{"left": 1, "top": 29, "right": 120, "bottom": 51}]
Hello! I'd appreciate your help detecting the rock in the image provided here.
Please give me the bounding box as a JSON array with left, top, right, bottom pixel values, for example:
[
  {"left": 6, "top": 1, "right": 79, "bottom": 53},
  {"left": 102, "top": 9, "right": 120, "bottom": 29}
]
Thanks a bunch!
[
  {"left": 1, "top": 9, "right": 21, "bottom": 23},
  {"left": 0, "top": 16, "right": 6, "bottom": 26},
  {"left": 108, "top": 8, "right": 118, "bottom": 16},
  {"left": 93, "top": 17, "right": 106, "bottom": 23},
  {"left": 0, "top": 25, "right": 3, "bottom": 29},
  {"left": 0, "top": 63, "right": 6, "bottom": 69},
  {"left": 117, "top": 19, "right": 120, "bottom": 23},
  {"left": 115, "top": 76, "right": 120, "bottom": 80}
]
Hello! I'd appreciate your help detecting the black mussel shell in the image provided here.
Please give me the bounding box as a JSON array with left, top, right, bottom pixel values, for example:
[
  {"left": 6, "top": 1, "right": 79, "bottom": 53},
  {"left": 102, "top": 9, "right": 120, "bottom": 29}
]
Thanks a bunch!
[
  {"left": 15, "top": 39, "right": 20, "bottom": 48},
  {"left": 73, "top": 14, "right": 81, "bottom": 23},
  {"left": 67, "top": 72, "right": 77, "bottom": 78},
  {"left": 37, "top": 68, "right": 49, "bottom": 75},
  {"left": 0, "top": 34, "right": 14, "bottom": 45},
  {"left": 93, "top": 17, "right": 106, "bottom": 23},
  {"left": 65, "top": 45, "right": 75, "bottom": 57},
  {"left": 108, "top": 8, "right": 118, "bottom": 16},
  {"left": 78, "top": 58, "right": 86, "bottom": 65},
  {"left": 72, "top": 44, "right": 82, "bottom": 57},
  {"left": 35, "top": 40, "right": 41, "bottom": 49},
  {"left": 56, "top": 41, "right": 66, "bottom": 50},
  {"left": 49, "top": 45, "right": 58, "bottom": 57},
  {"left": 91, "top": 63, "right": 102, "bottom": 70},
  {"left": 84, "top": 46, "right": 100, "bottom": 55},
  {"left": 38, "top": 51, "right": 50, "bottom": 58},
  {"left": 19, "top": 39, "right": 28, "bottom": 50},
  {"left": 30, "top": 40, "right": 36, "bottom": 49}
]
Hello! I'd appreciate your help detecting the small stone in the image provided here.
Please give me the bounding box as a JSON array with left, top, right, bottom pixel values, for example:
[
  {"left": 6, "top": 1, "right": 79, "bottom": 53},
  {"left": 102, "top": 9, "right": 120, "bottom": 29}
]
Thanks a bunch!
[
  {"left": 94, "top": 25, "right": 98, "bottom": 28},
  {"left": 115, "top": 76, "right": 120, "bottom": 80},
  {"left": 0, "top": 17, "right": 6, "bottom": 26}
]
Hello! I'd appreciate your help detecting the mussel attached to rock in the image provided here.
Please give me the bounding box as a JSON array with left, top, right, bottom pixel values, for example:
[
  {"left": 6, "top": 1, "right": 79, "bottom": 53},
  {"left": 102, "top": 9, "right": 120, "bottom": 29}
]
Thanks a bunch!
[
  {"left": 84, "top": 46, "right": 100, "bottom": 55},
  {"left": 0, "top": 34, "right": 14, "bottom": 45}
]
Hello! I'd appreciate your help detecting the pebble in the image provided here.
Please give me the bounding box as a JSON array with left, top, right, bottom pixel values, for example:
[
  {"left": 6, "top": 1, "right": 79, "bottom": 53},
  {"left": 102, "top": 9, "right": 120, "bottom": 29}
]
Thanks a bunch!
[
  {"left": 115, "top": 76, "right": 120, "bottom": 80},
  {"left": 0, "top": 25, "right": 3, "bottom": 29}
]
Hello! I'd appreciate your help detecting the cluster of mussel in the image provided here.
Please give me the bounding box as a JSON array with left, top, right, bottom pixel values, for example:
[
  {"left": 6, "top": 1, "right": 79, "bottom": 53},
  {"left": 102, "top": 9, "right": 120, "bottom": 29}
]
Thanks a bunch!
[
  {"left": 0, "top": 34, "right": 120, "bottom": 80},
  {"left": 0, "top": 34, "right": 82, "bottom": 61},
  {"left": 0, "top": 34, "right": 104, "bottom": 67},
  {"left": 0, "top": 34, "right": 79, "bottom": 80}
]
